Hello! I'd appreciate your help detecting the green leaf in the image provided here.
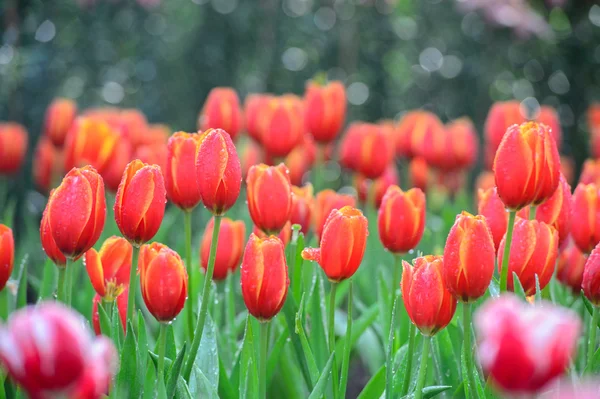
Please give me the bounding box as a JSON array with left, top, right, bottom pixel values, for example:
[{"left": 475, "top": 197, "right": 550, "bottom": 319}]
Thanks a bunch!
[
  {"left": 266, "top": 324, "right": 289, "bottom": 386},
  {"left": 193, "top": 316, "right": 219, "bottom": 392},
  {"left": 116, "top": 322, "right": 140, "bottom": 398},
  {"left": 433, "top": 329, "right": 460, "bottom": 386},
  {"left": 111, "top": 302, "right": 124, "bottom": 351},
  {"left": 338, "top": 281, "right": 354, "bottom": 398},
  {"left": 38, "top": 258, "right": 56, "bottom": 301},
  {"left": 175, "top": 376, "right": 193, "bottom": 399},
  {"left": 584, "top": 345, "right": 600, "bottom": 374},
  {"left": 295, "top": 294, "right": 320, "bottom": 385},
  {"left": 335, "top": 304, "right": 379, "bottom": 366},
  {"left": 239, "top": 317, "right": 259, "bottom": 399},
  {"left": 16, "top": 256, "right": 28, "bottom": 309},
  {"left": 460, "top": 347, "right": 472, "bottom": 399},
  {"left": 167, "top": 344, "right": 187, "bottom": 399},
  {"left": 307, "top": 351, "right": 335, "bottom": 399},
  {"left": 189, "top": 366, "right": 219, "bottom": 399},
  {"left": 308, "top": 272, "right": 328, "bottom": 369},
  {"left": 97, "top": 302, "right": 112, "bottom": 337},
  {"left": 580, "top": 293, "right": 600, "bottom": 329},
  {"left": 487, "top": 277, "right": 499, "bottom": 298},
  {"left": 401, "top": 385, "right": 452, "bottom": 399},
  {"left": 357, "top": 364, "right": 386, "bottom": 399},
  {"left": 386, "top": 297, "right": 398, "bottom": 398},
  {"left": 534, "top": 274, "right": 542, "bottom": 302},
  {"left": 512, "top": 272, "right": 526, "bottom": 299},
  {"left": 218, "top": 357, "right": 238, "bottom": 399},
  {"left": 137, "top": 310, "right": 148, "bottom": 397}
]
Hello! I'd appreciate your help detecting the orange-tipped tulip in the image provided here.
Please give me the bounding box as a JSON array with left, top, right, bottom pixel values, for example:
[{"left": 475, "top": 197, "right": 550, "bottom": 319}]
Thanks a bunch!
[
  {"left": 302, "top": 206, "right": 368, "bottom": 282},
  {"left": 484, "top": 101, "right": 525, "bottom": 167},
  {"left": 114, "top": 160, "right": 166, "bottom": 246},
  {"left": 557, "top": 238, "right": 587, "bottom": 294},
  {"left": 0, "top": 123, "right": 28, "bottom": 175},
  {"left": 246, "top": 163, "right": 292, "bottom": 234},
  {"left": 134, "top": 143, "right": 167, "bottom": 176},
  {"left": 101, "top": 137, "right": 132, "bottom": 193},
  {"left": 244, "top": 94, "right": 272, "bottom": 143},
  {"left": 199, "top": 87, "right": 244, "bottom": 141},
  {"left": 92, "top": 291, "right": 127, "bottom": 336},
  {"left": 165, "top": 132, "right": 203, "bottom": 210},
  {"left": 583, "top": 242, "right": 600, "bottom": 305},
  {"left": 139, "top": 242, "right": 187, "bottom": 322},
  {"left": 284, "top": 135, "right": 316, "bottom": 186},
  {"left": 45, "top": 166, "right": 106, "bottom": 259},
  {"left": 354, "top": 123, "right": 394, "bottom": 179},
  {"left": 241, "top": 234, "right": 289, "bottom": 321},
  {"left": 291, "top": 184, "right": 314, "bottom": 234},
  {"left": 395, "top": 111, "right": 444, "bottom": 160},
  {"left": 493, "top": 122, "right": 560, "bottom": 210},
  {"left": 119, "top": 109, "right": 149, "bottom": 148},
  {"left": 253, "top": 221, "right": 292, "bottom": 247},
  {"left": 497, "top": 218, "right": 559, "bottom": 296},
  {"left": 196, "top": 128, "right": 242, "bottom": 215},
  {"left": 313, "top": 189, "right": 356, "bottom": 241},
  {"left": 409, "top": 156, "right": 429, "bottom": 192},
  {"left": 446, "top": 117, "right": 479, "bottom": 171},
  {"left": 304, "top": 81, "right": 346, "bottom": 143},
  {"left": 355, "top": 165, "right": 399, "bottom": 208},
  {"left": 40, "top": 202, "right": 67, "bottom": 267},
  {"left": 200, "top": 217, "right": 246, "bottom": 281},
  {"left": 478, "top": 187, "right": 508, "bottom": 253},
  {"left": 378, "top": 185, "right": 426, "bottom": 254},
  {"left": 259, "top": 95, "right": 304, "bottom": 158},
  {"left": 0, "top": 225, "right": 14, "bottom": 291},
  {"left": 443, "top": 212, "right": 495, "bottom": 302},
  {"left": 580, "top": 159, "right": 600, "bottom": 186},
  {"left": 33, "top": 137, "right": 60, "bottom": 193},
  {"left": 402, "top": 255, "right": 457, "bottom": 336},
  {"left": 537, "top": 106, "right": 562, "bottom": 151},
  {"left": 43, "top": 98, "right": 77, "bottom": 147},
  {"left": 474, "top": 171, "right": 496, "bottom": 204},
  {"left": 571, "top": 183, "right": 600, "bottom": 254},
  {"left": 239, "top": 140, "right": 263, "bottom": 179},
  {"left": 85, "top": 236, "right": 132, "bottom": 301}
]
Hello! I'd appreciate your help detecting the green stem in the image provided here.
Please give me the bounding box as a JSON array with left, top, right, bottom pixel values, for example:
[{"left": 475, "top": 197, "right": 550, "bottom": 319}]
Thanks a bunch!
[
  {"left": 401, "top": 322, "right": 416, "bottom": 396},
  {"left": 157, "top": 324, "right": 168, "bottom": 383},
  {"left": 182, "top": 215, "right": 222, "bottom": 381},
  {"left": 184, "top": 211, "right": 194, "bottom": 340},
  {"left": 339, "top": 281, "right": 353, "bottom": 398},
  {"left": 588, "top": 306, "right": 599, "bottom": 367},
  {"left": 65, "top": 259, "right": 72, "bottom": 306},
  {"left": 226, "top": 273, "right": 236, "bottom": 344},
  {"left": 386, "top": 297, "right": 398, "bottom": 399},
  {"left": 463, "top": 302, "right": 479, "bottom": 398},
  {"left": 259, "top": 321, "right": 270, "bottom": 399},
  {"left": 500, "top": 210, "right": 517, "bottom": 292},
  {"left": 392, "top": 254, "right": 402, "bottom": 297},
  {"left": 102, "top": 298, "right": 113, "bottom": 324},
  {"left": 0, "top": 288, "right": 8, "bottom": 321},
  {"left": 57, "top": 267, "right": 67, "bottom": 304},
  {"left": 328, "top": 282, "right": 339, "bottom": 399},
  {"left": 313, "top": 144, "right": 323, "bottom": 192},
  {"left": 127, "top": 245, "right": 140, "bottom": 323},
  {"left": 529, "top": 205, "right": 537, "bottom": 220},
  {"left": 414, "top": 336, "right": 431, "bottom": 399}
]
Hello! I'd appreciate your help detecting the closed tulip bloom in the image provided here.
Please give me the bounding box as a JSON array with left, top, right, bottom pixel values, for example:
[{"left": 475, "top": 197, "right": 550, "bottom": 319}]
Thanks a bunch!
[
  {"left": 100, "top": 137, "right": 132, "bottom": 193},
  {"left": 247, "top": 163, "right": 292, "bottom": 234},
  {"left": 402, "top": 255, "right": 457, "bottom": 336},
  {"left": 33, "top": 137, "right": 59, "bottom": 193},
  {"left": 484, "top": 101, "right": 525, "bottom": 165},
  {"left": 530, "top": 173, "right": 571, "bottom": 246},
  {"left": 244, "top": 94, "right": 272, "bottom": 143},
  {"left": 199, "top": 87, "right": 244, "bottom": 141},
  {"left": 304, "top": 81, "right": 346, "bottom": 143},
  {"left": 475, "top": 294, "right": 581, "bottom": 394},
  {"left": 475, "top": 171, "right": 496, "bottom": 203},
  {"left": 114, "top": 160, "right": 166, "bottom": 245},
  {"left": 200, "top": 217, "right": 246, "bottom": 281},
  {"left": 46, "top": 166, "right": 106, "bottom": 259},
  {"left": 85, "top": 236, "right": 132, "bottom": 301},
  {"left": 571, "top": 183, "right": 600, "bottom": 254},
  {"left": 40, "top": 202, "right": 67, "bottom": 267},
  {"left": 0, "top": 303, "right": 118, "bottom": 399},
  {"left": 557, "top": 238, "right": 587, "bottom": 294},
  {"left": 284, "top": 135, "right": 316, "bottom": 186},
  {"left": 139, "top": 242, "right": 187, "bottom": 322},
  {"left": 355, "top": 164, "right": 399, "bottom": 208},
  {"left": 395, "top": 111, "right": 445, "bottom": 159},
  {"left": 302, "top": 206, "right": 368, "bottom": 282},
  {"left": 43, "top": 98, "right": 77, "bottom": 147},
  {"left": 291, "top": 184, "right": 314, "bottom": 234},
  {"left": 165, "top": 132, "right": 203, "bottom": 210},
  {"left": 354, "top": 123, "right": 394, "bottom": 179},
  {"left": 446, "top": 117, "right": 479, "bottom": 170},
  {"left": 92, "top": 291, "right": 127, "bottom": 335},
  {"left": 240, "top": 140, "right": 263, "bottom": 179},
  {"left": 497, "top": 218, "right": 559, "bottom": 296},
  {"left": 241, "top": 234, "right": 289, "bottom": 321},
  {"left": 409, "top": 156, "right": 429, "bottom": 192},
  {"left": 580, "top": 159, "right": 600, "bottom": 186},
  {"left": 537, "top": 106, "right": 562, "bottom": 150},
  {"left": 339, "top": 123, "right": 365, "bottom": 170},
  {"left": 119, "top": 109, "right": 149, "bottom": 148},
  {"left": 583, "top": 242, "right": 600, "bottom": 305},
  {"left": 378, "top": 185, "right": 426, "bottom": 254},
  {"left": 196, "top": 128, "right": 242, "bottom": 215},
  {"left": 0, "top": 123, "right": 28, "bottom": 174},
  {"left": 313, "top": 189, "right": 356, "bottom": 241},
  {"left": 0, "top": 225, "right": 14, "bottom": 292},
  {"left": 259, "top": 95, "right": 304, "bottom": 157},
  {"left": 478, "top": 188, "right": 508, "bottom": 253},
  {"left": 443, "top": 212, "right": 495, "bottom": 302},
  {"left": 253, "top": 221, "right": 292, "bottom": 247},
  {"left": 134, "top": 143, "right": 167, "bottom": 176}
]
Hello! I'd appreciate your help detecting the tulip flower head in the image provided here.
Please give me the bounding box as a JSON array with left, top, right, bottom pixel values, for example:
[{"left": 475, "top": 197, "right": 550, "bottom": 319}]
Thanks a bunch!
[
  {"left": 290, "top": 183, "right": 314, "bottom": 234},
  {"left": 200, "top": 217, "right": 246, "bottom": 281},
  {"left": 43, "top": 98, "right": 77, "bottom": 147},
  {"left": 477, "top": 187, "right": 508, "bottom": 253},
  {"left": 259, "top": 95, "right": 304, "bottom": 158},
  {"left": 395, "top": 111, "right": 445, "bottom": 160},
  {"left": 165, "top": 131, "right": 203, "bottom": 210},
  {"left": 85, "top": 236, "right": 132, "bottom": 301},
  {"left": 40, "top": 201, "right": 67, "bottom": 267},
  {"left": 571, "top": 183, "right": 600, "bottom": 254},
  {"left": 304, "top": 80, "right": 346, "bottom": 143},
  {"left": 582, "top": 242, "right": 600, "bottom": 306},
  {"left": 378, "top": 185, "right": 426, "bottom": 254},
  {"left": 247, "top": 163, "right": 292, "bottom": 234},
  {"left": 313, "top": 189, "right": 356, "bottom": 242},
  {"left": 474, "top": 294, "right": 581, "bottom": 394},
  {"left": 526, "top": 173, "right": 571, "bottom": 246},
  {"left": 409, "top": 156, "right": 429, "bottom": 192},
  {"left": 0, "top": 122, "right": 28, "bottom": 175},
  {"left": 355, "top": 165, "right": 399, "bottom": 208},
  {"left": 33, "top": 137, "right": 59, "bottom": 193},
  {"left": 244, "top": 94, "right": 271, "bottom": 143},
  {"left": 557, "top": 237, "right": 587, "bottom": 294},
  {"left": 484, "top": 101, "right": 525, "bottom": 167},
  {"left": 0, "top": 225, "right": 14, "bottom": 292},
  {"left": 401, "top": 255, "right": 457, "bottom": 336},
  {"left": 199, "top": 87, "right": 244, "bottom": 141}
]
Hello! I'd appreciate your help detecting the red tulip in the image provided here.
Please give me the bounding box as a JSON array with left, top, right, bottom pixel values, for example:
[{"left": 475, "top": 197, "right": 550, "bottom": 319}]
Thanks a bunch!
[
  {"left": 100, "top": 136, "right": 132, "bottom": 193},
  {"left": 85, "top": 236, "right": 132, "bottom": 301},
  {"left": 401, "top": 255, "right": 457, "bottom": 336},
  {"left": 246, "top": 163, "right": 292, "bottom": 234},
  {"left": 474, "top": 294, "right": 581, "bottom": 394},
  {"left": 395, "top": 111, "right": 445, "bottom": 159},
  {"left": 165, "top": 132, "right": 203, "bottom": 210},
  {"left": 478, "top": 187, "right": 508, "bottom": 253},
  {"left": 45, "top": 166, "right": 106, "bottom": 259},
  {"left": 40, "top": 200, "right": 67, "bottom": 267},
  {"left": 241, "top": 234, "right": 289, "bottom": 321},
  {"left": 196, "top": 128, "right": 242, "bottom": 215},
  {"left": 118, "top": 109, "right": 149, "bottom": 148},
  {"left": 409, "top": 156, "right": 429, "bottom": 192},
  {"left": 33, "top": 137, "right": 60, "bottom": 193},
  {"left": 571, "top": 183, "right": 600, "bottom": 254},
  {"left": 302, "top": 206, "right": 368, "bottom": 282},
  {"left": 355, "top": 164, "right": 399, "bottom": 208},
  {"left": 253, "top": 221, "right": 292, "bottom": 247},
  {"left": 474, "top": 171, "right": 496, "bottom": 204},
  {"left": 313, "top": 189, "right": 356, "bottom": 241},
  {"left": 139, "top": 242, "right": 187, "bottom": 322},
  {"left": 199, "top": 87, "right": 244, "bottom": 141},
  {"left": 291, "top": 184, "right": 314, "bottom": 234},
  {"left": 244, "top": 94, "right": 272, "bottom": 143},
  {"left": 200, "top": 217, "right": 246, "bottom": 281},
  {"left": 304, "top": 80, "right": 346, "bottom": 143},
  {"left": 557, "top": 237, "right": 587, "bottom": 294},
  {"left": 284, "top": 135, "right": 316, "bottom": 186},
  {"left": 134, "top": 143, "right": 167, "bottom": 176},
  {"left": 378, "top": 185, "right": 426, "bottom": 254},
  {"left": 493, "top": 122, "right": 561, "bottom": 210},
  {"left": 583, "top": 242, "right": 600, "bottom": 305},
  {"left": 580, "top": 159, "right": 600, "bottom": 186},
  {"left": 43, "top": 98, "right": 77, "bottom": 147},
  {"left": 537, "top": 106, "right": 562, "bottom": 151},
  {"left": 484, "top": 101, "right": 525, "bottom": 167},
  {"left": 446, "top": 117, "right": 479, "bottom": 170},
  {"left": 259, "top": 95, "right": 304, "bottom": 158},
  {"left": 239, "top": 139, "right": 263, "bottom": 179},
  {"left": 0, "top": 225, "right": 14, "bottom": 292},
  {"left": 92, "top": 291, "right": 127, "bottom": 336},
  {"left": 0, "top": 122, "right": 28, "bottom": 175},
  {"left": 354, "top": 123, "right": 394, "bottom": 179}
]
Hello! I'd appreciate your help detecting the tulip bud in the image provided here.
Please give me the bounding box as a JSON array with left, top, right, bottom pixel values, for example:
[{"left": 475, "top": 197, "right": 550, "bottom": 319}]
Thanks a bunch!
[
  {"left": 378, "top": 185, "right": 425, "bottom": 254},
  {"left": 355, "top": 123, "right": 394, "bottom": 179},
  {"left": 43, "top": 98, "right": 77, "bottom": 147},
  {"left": 33, "top": 137, "right": 60, "bottom": 193},
  {"left": 355, "top": 165, "right": 399, "bottom": 208},
  {"left": 443, "top": 212, "right": 495, "bottom": 302},
  {"left": 241, "top": 234, "right": 289, "bottom": 321},
  {"left": 196, "top": 128, "right": 242, "bottom": 215},
  {"left": 484, "top": 101, "right": 525, "bottom": 166},
  {"left": 477, "top": 188, "right": 508, "bottom": 253},
  {"left": 259, "top": 95, "right": 304, "bottom": 157},
  {"left": 493, "top": 122, "right": 561, "bottom": 210},
  {"left": 304, "top": 81, "right": 346, "bottom": 143},
  {"left": 85, "top": 236, "right": 132, "bottom": 301},
  {"left": 557, "top": 238, "right": 587, "bottom": 294},
  {"left": 134, "top": 143, "right": 167, "bottom": 176},
  {"left": 313, "top": 189, "right": 356, "bottom": 242},
  {"left": 92, "top": 291, "right": 127, "bottom": 336},
  {"left": 530, "top": 173, "right": 571, "bottom": 246},
  {"left": 497, "top": 218, "right": 559, "bottom": 296},
  {"left": 45, "top": 166, "right": 106, "bottom": 259},
  {"left": 165, "top": 132, "right": 203, "bottom": 210},
  {"left": 244, "top": 94, "right": 271, "bottom": 143},
  {"left": 401, "top": 255, "right": 457, "bottom": 336},
  {"left": 199, "top": 87, "right": 244, "bottom": 141},
  {"left": 40, "top": 201, "right": 67, "bottom": 267},
  {"left": 537, "top": 106, "right": 562, "bottom": 151},
  {"left": 119, "top": 109, "right": 149, "bottom": 148},
  {"left": 139, "top": 242, "right": 187, "bottom": 322},
  {"left": 291, "top": 184, "right": 314, "bottom": 234},
  {"left": 239, "top": 139, "right": 263, "bottom": 179},
  {"left": 302, "top": 206, "right": 368, "bottom": 282},
  {"left": 253, "top": 221, "right": 292, "bottom": 247},
  {"left": 580, "top": 159, "right": 600, "bottom": 186},
  {"left": 583, "top": 242, "right": 600, "bottom": 305},
  {"left": 101, "top": 137, "right": 132, "bottom": 193},
  {"left": 395, "top": 111, "right": 444, "bottom": 160},
  {"left": 474, "top": 294, "right": 581, "bottom": 394},
  {"left": 571, "top": 183, "right": 600, "bottom": 254},
  {"left": 474, "top": 171, "right": 496, "bottom": 205},
  {"left": 200, "top": 217, "right": 246, "bottom": 281},
  {"left": 0, "top": 225, "right": 14, "bottom": 292},
  {"left": 247, "top": 163, "right": 292, "bottom": 234},
  {"left": 0, "top": 123, "right": 28, "bottom": 175},
  {"left": 446, "top": 117, "right": 479, "bottom": 170},
  {"left": 284, "top": 136, "right": 316, "bottom": 186},
  {"left": 409, "top": 156, "right": 429, "bottom": 192}
]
